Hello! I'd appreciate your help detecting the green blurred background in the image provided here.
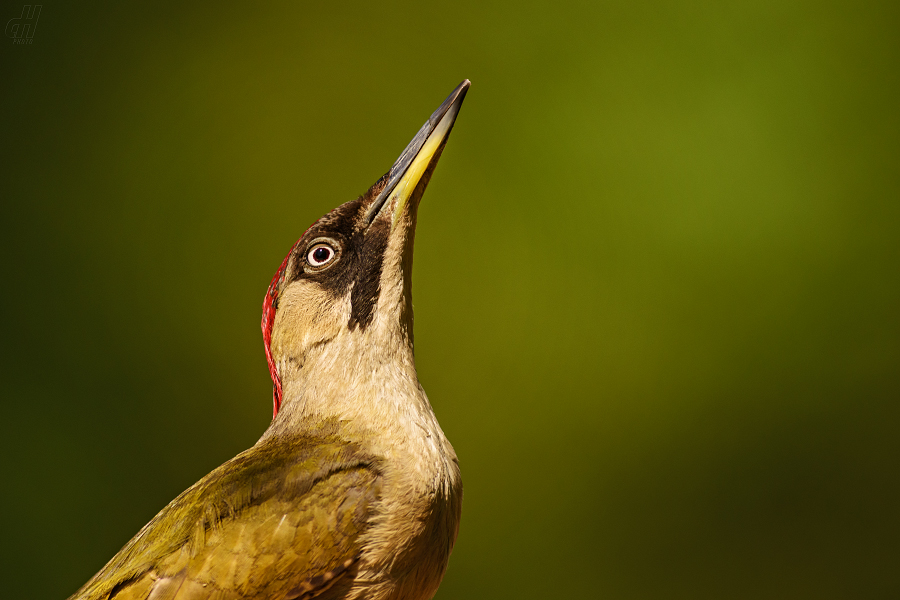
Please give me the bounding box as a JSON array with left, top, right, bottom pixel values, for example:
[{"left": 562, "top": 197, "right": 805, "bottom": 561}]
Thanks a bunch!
[{"left": 2, "top": 1, "right": 899, "bottom": 598}]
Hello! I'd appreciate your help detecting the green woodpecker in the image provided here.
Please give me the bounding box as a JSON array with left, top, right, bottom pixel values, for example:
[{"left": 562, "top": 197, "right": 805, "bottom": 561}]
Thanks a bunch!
[{"left": 69, "top": 80, "right": 470, "bottom": 600}]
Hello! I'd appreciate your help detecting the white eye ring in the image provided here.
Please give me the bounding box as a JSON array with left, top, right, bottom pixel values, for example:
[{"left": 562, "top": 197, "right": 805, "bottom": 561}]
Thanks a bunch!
[{"left": 307, "top": 243, "right": 336, "bottom": 267}]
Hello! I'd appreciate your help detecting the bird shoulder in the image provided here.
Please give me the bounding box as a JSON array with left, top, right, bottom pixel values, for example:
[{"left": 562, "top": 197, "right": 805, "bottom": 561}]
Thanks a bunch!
[{"left": 70, "top": 421, "right": 382, "bottom": 600}]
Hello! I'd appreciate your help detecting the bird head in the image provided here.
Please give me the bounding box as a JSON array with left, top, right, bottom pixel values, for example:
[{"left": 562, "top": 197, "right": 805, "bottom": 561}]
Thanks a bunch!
[{"left": 261, "top": 81, "right": 470, "bottom": 420}]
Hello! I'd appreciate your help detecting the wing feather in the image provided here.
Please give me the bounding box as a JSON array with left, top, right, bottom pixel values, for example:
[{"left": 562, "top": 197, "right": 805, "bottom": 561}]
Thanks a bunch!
[{"left": 69, "top": 425, "right": 381, "bottom": 600}]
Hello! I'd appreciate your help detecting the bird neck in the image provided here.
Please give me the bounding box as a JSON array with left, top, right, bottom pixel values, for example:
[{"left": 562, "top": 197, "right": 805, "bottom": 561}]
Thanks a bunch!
[
  {"left": 261, "top": 217, "right": 445, "bottom": 463},
  {"left": 261, "top": 315, "right": 440, "bottom": 456}
]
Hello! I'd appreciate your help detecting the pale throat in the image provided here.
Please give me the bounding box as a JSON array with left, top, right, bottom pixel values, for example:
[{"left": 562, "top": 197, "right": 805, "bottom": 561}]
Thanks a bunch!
[{"left": 267, "top": 290, "right": 440, "bottom": 451}]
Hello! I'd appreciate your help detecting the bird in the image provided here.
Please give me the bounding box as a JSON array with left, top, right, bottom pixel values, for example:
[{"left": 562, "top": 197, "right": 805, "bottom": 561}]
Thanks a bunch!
[{"left": 69, "top": 79, "right": 470, "bottom": 600}]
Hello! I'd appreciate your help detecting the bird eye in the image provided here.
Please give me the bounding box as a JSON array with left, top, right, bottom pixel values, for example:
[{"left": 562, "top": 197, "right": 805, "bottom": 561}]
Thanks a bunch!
[{"left": 307, "top": 243, "right": 336, "bottom": 267}]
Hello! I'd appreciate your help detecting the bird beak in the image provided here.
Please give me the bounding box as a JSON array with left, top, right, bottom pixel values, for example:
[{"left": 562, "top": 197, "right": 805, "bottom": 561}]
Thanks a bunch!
[{"left": 365, "top": 79, "right": 470, "bottom": 227}]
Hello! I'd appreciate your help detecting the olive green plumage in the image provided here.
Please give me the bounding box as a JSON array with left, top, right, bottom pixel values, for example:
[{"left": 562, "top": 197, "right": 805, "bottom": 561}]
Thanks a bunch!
[
  {"left": 69, "top": 80, "right": 470, "bottom": 600},
  {"left": 71, "top": 421, "right": 381, "bottom": 600}
]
